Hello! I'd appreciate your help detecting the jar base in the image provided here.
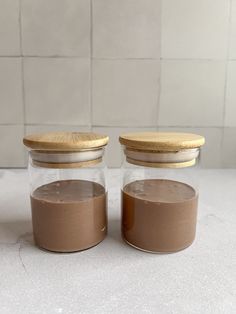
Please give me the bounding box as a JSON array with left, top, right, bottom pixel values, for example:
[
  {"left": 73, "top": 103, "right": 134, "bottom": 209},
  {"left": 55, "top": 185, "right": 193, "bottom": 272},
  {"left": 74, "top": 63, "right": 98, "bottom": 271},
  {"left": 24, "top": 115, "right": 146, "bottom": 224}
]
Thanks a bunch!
[
  {"left": 34, "top": 237, "right": 106, "bottom": 253},
  {"left": 123, "top": 237, "right": 194, "bottom": 254}
]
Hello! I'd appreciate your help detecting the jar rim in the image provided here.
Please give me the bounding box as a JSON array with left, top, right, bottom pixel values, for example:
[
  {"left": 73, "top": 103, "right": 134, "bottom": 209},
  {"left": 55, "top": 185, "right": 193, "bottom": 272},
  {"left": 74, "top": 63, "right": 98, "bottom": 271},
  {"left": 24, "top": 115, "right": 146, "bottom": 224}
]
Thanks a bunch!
[{"left": 126, "top": 157, "right": 196, "bottom": 168}]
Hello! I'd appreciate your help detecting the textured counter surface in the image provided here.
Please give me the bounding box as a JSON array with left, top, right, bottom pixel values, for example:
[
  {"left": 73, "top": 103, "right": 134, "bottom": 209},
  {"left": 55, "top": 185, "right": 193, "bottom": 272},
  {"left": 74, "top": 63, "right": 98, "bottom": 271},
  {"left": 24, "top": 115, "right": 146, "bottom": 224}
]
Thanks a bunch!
[{"left": 0, "top": 169, "right": 235, "bottom": 314}]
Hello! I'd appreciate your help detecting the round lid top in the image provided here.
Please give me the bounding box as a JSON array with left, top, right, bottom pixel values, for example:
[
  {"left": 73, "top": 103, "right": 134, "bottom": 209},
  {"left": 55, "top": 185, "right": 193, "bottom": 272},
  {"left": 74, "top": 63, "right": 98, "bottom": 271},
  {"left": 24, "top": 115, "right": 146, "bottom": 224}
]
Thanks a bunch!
[
  {"left": 23, "top": 132, "right": 109, "bottom": 151},
  {"left": 119, "top": 132, "right": 205, "bottom": 151}
]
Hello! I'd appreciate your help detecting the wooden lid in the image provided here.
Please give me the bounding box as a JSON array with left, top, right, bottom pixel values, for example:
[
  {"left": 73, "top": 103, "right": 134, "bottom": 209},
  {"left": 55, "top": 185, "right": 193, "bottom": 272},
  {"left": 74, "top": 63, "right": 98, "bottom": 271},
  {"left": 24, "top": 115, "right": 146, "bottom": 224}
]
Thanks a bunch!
[
  {"left": 23, "top": 132, "right": 109, "bottom": 151},
  {"left": 119, "top": 132, "right": 205, "bottom": 151}
]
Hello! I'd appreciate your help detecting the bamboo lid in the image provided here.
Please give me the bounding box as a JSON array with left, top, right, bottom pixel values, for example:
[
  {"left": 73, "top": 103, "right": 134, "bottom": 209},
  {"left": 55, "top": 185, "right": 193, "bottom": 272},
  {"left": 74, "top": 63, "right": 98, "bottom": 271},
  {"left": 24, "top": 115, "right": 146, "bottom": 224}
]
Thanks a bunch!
[
  {"left": 119, "top": 132, "right": 205, "bottom": 152},
  {"left": 23, "top": 132, "right": 109, "bottom": 151}
]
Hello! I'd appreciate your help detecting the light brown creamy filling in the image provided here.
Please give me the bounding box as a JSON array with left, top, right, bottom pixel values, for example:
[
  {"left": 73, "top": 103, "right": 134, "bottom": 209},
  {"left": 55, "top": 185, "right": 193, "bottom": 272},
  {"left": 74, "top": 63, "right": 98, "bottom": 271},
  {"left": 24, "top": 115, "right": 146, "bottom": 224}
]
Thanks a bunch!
[
  {"left": 122, "top": 179, "right": 198, "bottom": 253},
  {"left": 31, "top": 180, "right": 107, "bottom": 252}
]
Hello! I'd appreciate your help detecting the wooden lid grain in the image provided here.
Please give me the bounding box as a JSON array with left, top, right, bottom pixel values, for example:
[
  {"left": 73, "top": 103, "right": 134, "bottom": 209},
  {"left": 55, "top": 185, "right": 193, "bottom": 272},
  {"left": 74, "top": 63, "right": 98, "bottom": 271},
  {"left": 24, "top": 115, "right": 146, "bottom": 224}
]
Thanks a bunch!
[
  {"left": 119, "top": 132, "right": 205, "bottom": 151},
  {"left": 23, "top": 132, "right": 109, "bottom": 151}
]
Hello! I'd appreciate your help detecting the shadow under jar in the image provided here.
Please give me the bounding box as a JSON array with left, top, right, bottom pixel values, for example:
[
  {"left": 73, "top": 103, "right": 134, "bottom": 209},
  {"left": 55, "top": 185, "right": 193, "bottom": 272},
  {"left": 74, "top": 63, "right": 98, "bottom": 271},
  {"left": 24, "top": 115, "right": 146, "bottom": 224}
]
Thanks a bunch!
[
  {"left": 23, "top": 132, "right": 109, "bottom": 253},
  {"left": 119, "top": 132, "right": 205, "bottom": 253}
]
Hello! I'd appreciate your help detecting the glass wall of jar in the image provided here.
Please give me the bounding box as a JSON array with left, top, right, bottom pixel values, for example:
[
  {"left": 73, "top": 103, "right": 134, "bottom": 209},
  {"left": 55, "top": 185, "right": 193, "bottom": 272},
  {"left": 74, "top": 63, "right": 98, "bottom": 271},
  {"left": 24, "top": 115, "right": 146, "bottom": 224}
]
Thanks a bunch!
[
  {"left": 23, "top": 132, "right": 109, "bottom": 253},
  {"left": 119, "top": 132, "right": 205, "bottom": 253}
]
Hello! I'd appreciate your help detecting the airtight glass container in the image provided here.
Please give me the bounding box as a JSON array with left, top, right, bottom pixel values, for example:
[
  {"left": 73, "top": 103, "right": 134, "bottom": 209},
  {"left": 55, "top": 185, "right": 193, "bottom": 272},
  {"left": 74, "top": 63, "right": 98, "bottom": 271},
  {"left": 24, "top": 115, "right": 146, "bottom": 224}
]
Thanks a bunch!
[
  {"left": 119, "top": 132, "right": 205, "bottom": 253},
  {"left": 23, "top": 132, "right": 109, "bottom": 253}
]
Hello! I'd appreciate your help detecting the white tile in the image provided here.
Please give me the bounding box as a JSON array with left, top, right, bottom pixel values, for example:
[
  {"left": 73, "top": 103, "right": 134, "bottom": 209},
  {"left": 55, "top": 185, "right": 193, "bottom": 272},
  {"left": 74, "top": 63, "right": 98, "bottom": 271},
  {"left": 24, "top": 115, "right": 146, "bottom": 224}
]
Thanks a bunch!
[
  {"left": 159, "top": 61, "right": 225, "bottom": 127},
  {"left": 24, "top": 58, "right": 90, "bottom": 125},
  {"left": 162, "top": 0, "right": 230, "bottom": 59},
  {"left": 222, "top": 128, "right": 236, "bottom": 167},
  {"left": 93, "top": 60, "right": 160, "bottom": 127},
  {"left": 0, "top": 58, "right": 23, "bottom": 124},
  {"left": 93, "top": 0, "right": 161, "bottom": 58},
  {"left": 93, "top": 127, "right": 156, "bottom": 168},
  {"left": 0, "top": 125, "right": 25, "bottom": 167},
  {"left": 22, "top": 0, "right": 90, "bottom": 56},
  {"left": 225, "top": 61, "right": 236, "bottom": 126},
  {"left": 229, "top": 0, "right": 236, "bottom": 59},
  {"left": 0, "top": 0, "right": 20, "bottom": 55},
  {"left": 158, "top": 127, "right": 223, "bottom": 168},
  {"left": 25, "top": 125, "right": 90, "bottom": 135}
]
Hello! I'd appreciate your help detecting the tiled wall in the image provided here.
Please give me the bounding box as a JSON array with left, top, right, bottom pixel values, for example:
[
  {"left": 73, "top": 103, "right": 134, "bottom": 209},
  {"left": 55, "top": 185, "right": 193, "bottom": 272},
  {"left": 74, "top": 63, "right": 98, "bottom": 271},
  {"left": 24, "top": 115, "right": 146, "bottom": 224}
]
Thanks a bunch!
[{"left": 0, "top": 0, "right": 235, "bottom": 168}]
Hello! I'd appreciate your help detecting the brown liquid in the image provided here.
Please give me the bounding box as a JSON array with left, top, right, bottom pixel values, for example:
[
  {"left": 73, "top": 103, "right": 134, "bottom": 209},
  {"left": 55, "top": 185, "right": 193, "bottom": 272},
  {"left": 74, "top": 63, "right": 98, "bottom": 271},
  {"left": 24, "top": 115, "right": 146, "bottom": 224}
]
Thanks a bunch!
[
  {"left": 31, "top": 180, "right": 107, "bottom": 252},
  {"left": 122, "top": 179, "right": 198, "bottom": 253}
]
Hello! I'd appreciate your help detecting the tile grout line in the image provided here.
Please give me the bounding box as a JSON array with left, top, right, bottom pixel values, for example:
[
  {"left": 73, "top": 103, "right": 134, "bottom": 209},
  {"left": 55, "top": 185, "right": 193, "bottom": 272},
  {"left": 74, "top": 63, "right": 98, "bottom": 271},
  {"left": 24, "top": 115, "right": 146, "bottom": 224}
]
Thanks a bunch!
[
  {"left": 221, "top": 0, "right": 233, "bottom": 166},
  {"left": 156, "top": 0, "right": 162, "bottom": 130},
  {"left": 3, "top": 55, "right": 236, "bottom": 61},
  {"left": 90, "top": 0, "right": 93, "bottom": 131},
  {"left": 19, "top": 0, "right": 27, "bottom": 166},
  {"left": 222, "top": 0, "right": 233, "bottom": 125},
  {"left": 80, "top": 125, "right": 228, "bottom": 129},
  {"left": 0, "top": 123, "right": 232, "bottom": 129},
  {"left": 0, "top": 55, "right": 92, "bottom": 58},
  {"left": 160, "top": 58, "right": 229, "bottom": 62},
  {"left": 18, "top": 0, "right": 23, "bottom": 57},
  {"left": 156, "top": 61, "right": 162, "bottom": 130},
  {"left": 2, "top": 54, "right": 236, "bottom": 62}
]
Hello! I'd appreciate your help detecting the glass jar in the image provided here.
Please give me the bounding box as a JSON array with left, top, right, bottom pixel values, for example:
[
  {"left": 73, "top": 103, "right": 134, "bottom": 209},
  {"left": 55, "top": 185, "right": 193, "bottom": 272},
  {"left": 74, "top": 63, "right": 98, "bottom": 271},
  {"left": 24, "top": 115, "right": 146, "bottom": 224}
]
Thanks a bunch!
[
  {"left": 23, "top": 132, "right": 109, "bottom": 253},
  {"left": 119, "top": 132, "right": 205, "bottom": 253}
]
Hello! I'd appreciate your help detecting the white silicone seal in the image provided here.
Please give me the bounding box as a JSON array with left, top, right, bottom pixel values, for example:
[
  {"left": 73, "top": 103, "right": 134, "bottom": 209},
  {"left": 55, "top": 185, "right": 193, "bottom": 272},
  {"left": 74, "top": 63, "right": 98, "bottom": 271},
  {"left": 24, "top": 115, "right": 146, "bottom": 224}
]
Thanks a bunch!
[
  {"left": 30, "top": 148, "right": 104, "bottom": 164},
  {"left": 124, "top": 148, "right": 199, "bottom": 164}
]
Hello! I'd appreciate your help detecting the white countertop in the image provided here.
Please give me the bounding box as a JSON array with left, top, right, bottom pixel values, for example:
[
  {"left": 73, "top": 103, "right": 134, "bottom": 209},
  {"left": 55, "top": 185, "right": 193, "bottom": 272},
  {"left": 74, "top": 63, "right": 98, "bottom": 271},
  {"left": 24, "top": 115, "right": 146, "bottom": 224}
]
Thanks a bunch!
[{"left": 0, "top": 169, "right": 235, "bottom": 314}]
